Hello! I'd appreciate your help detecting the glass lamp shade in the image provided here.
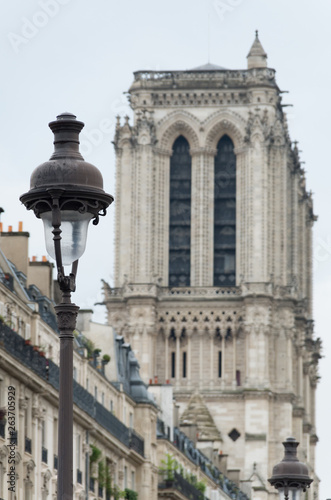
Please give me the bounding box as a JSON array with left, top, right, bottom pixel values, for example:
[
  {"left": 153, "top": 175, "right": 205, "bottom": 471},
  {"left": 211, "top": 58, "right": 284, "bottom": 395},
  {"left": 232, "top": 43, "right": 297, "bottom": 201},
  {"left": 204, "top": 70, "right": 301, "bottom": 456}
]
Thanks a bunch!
[
  {"left": 41, "top": 210, "right": 93, "bottom": 266},
  {"left": 278, "top": 487, "right": 301, "bottom": 500}
]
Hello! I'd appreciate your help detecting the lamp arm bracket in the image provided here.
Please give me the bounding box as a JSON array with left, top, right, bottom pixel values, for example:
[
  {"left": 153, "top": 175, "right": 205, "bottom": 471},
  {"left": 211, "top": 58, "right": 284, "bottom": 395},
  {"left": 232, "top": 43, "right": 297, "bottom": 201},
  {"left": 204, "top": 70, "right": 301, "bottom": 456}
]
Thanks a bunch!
[{"left": 58, "top": 271, "right": 76, "bottom": 294}]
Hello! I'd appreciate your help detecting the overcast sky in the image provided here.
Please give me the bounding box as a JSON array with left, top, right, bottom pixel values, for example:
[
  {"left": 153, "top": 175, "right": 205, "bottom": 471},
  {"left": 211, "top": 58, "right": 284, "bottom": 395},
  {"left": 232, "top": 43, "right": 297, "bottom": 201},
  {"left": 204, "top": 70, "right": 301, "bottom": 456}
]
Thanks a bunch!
[{"left": 1, "top": 0, "right": 330, "bottom": 497}]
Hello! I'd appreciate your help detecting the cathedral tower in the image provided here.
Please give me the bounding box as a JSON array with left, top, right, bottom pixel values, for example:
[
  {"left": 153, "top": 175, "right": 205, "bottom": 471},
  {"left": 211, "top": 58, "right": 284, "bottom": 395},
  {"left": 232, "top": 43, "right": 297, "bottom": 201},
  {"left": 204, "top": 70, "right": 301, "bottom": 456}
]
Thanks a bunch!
[{"left": 104, "top": 34, "right": 320, "bottom": 499}]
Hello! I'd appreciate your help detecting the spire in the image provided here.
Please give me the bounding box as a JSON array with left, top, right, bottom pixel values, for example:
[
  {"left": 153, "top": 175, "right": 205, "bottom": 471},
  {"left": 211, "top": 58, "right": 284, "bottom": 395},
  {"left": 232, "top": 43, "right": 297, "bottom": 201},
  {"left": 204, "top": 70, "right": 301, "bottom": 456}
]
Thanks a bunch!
[{"left": 247, "top": 30, "right": 267, "bottom": 69}]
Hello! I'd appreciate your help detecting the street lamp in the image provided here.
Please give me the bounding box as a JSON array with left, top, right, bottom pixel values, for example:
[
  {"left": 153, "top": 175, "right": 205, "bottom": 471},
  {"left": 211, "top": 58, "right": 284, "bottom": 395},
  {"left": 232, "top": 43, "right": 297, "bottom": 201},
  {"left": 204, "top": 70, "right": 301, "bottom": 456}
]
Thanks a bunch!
[
  {"left": 20, "top": 112, "right": 114, "bottom": 499},
  {"left": 268, "top": 437, "right": 313, "bottom": 500}
]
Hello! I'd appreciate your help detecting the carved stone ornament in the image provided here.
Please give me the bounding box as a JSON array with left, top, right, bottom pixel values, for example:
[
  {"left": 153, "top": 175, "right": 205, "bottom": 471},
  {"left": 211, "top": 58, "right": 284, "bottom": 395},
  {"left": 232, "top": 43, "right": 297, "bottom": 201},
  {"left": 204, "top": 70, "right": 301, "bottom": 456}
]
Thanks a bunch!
[
  {"left": 25, "top": 458, "right": 36, "bottom": 479},
  {"left": 0, "top": 445, "right": 9, "bottom": 461},
  {"left": 55, "top": 303, "right": 79, "bottom": 333}
]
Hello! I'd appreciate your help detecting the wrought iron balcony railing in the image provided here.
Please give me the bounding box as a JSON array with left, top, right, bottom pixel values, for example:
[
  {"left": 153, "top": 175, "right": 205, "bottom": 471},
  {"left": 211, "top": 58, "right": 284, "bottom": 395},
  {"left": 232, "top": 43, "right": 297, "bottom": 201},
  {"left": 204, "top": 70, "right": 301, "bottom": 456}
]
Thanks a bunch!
[
  {"left": 129, "top": 429, "right": 144, "bottom": 456},
  {"left": 0, "top": 321, "right": 145, "bottom": 457},
  {"left": 159, "top": 471, "right": 204, "bottom": 500},
  {"left": 158, "top": 422, "right": 249, "bottom": 500}
]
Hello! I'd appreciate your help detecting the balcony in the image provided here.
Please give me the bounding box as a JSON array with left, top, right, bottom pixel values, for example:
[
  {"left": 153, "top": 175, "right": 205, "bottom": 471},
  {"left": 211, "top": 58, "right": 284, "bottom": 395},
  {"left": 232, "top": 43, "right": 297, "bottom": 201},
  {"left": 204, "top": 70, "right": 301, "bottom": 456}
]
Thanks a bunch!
[
  {"left": 0, "top": 322, "right": 145, "bottom": 458},
  {"left": 159, "top": 472, "right": 204, "bottom": 500},
  {"left": 159, "top": 425, "right": 249, "bottom": 500},
  {"left": 129, "top": 429, "right": 144, "bottom": 456},
  {"left": 25, "top": 437, "right": 32, "bottom": 454},
  {"left": 42, "top": 447, "right": 48, "bottom": 464}
]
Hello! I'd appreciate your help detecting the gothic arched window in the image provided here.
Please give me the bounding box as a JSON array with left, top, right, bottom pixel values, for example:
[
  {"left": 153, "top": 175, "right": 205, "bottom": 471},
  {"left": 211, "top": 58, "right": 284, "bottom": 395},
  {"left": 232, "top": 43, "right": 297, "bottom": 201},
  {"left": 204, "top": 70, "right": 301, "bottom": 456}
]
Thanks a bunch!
[
  {"left": 169, "top": 136, "right": 191, "bottom": 287},
  {"left": 214, "top": 135, "right": 236, "bottom": 286}
]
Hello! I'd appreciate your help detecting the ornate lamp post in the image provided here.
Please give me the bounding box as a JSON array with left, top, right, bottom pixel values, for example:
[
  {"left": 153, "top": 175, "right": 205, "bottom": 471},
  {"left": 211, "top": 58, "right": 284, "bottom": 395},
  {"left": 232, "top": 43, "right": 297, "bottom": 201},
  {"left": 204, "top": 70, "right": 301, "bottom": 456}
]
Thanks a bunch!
[
  {"left": 268, "top": 437, "right": 313, "bottom": 500},
  {"left": 20, "top": 112, "right": 113, "bottom": 499}
]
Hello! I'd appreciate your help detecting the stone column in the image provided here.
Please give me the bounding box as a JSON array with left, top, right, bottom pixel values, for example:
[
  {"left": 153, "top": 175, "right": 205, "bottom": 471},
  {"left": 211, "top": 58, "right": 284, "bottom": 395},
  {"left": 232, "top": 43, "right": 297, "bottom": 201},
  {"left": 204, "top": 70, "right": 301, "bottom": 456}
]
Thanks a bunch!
[
  {"left": 210, "top": 331, "right": 214, "bottom": 388},
  {"left": 190, "top": 148, "right": 216, "bottom": 286},
  {"left": 154, "top": 148, "right": 172, "bottom": 285},
  {"left": 199, "top": 330, "right": 203, "bottom": 388},
  {"left": 165, "top": 334, "right": 169, "bottom": 381},
  {"left": 232, "top": 333, "right": 237, "bottom": 386},
  {"left": 18, "top": 393, "right": 28, "bottom": 500},
  {"left": 0, "top": 446, "right": 9, "bottom": 498},
  {"left": 298, "top": 353, "right": 303, "bottom": 404},
  {"left": 176, "top": 334, "right": 180, "bottom": 385},
  {"left": 235, "top": 146, "right": 248, "bottom": 282},
  {"left": 286, "top": 331, "right": 293, "bottom": 391},
  {"left": 134, "top": 404, "right": 158, "bottom": 500},
  {"left": 32, "top": 396, "right": 41, "bottom": 496},
  {"left": 221, "top": 334, "right": 225, "bottom": 387},
  {"left": 187, "top": 330, "right": 193, "bottom": 389}
]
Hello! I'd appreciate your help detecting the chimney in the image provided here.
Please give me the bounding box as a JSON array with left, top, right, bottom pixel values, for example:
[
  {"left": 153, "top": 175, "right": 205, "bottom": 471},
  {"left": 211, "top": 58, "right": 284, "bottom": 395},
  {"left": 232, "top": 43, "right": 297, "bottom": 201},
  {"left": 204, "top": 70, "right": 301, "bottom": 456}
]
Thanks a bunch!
[
  {"left": 0, "top": 222, "right": 30, "bottom": 276},
  {"left": 28, "top": 257, "right": 54, "bottom": 300}
]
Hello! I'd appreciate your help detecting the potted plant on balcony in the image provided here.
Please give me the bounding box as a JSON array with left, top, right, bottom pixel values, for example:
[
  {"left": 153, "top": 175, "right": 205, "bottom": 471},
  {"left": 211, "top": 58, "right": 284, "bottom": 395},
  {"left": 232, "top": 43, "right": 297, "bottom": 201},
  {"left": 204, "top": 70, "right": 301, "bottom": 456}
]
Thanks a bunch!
[
  {"left": 124, "top": 488, "right": 138, "bottom": 500},
  {"left": 159, "top": 453, "right": 178, "bottom": 486},
  {"left": 82, "top": 337, "right": 95, "bottom": 359},
  {"left": 196, "top": 480, "right": 206, "bottom": 497},
  {"left": 39, "top": 345, "right": 47, "bottom": 357},
  {"left": 113, "top": 484, "right": 125, "bottom": 500},
  {"left": 101, "top": 354, "right": 111, "bottom": 374}
]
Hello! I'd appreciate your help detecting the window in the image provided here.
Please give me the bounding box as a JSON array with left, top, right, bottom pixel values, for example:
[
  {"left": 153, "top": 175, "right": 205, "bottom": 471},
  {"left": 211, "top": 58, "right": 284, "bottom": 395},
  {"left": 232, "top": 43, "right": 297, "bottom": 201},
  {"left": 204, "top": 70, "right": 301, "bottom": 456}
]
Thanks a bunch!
[
  {"left": 131, "top": 471, "right": 135, "bottom": 490},
  {"left": 236, "top": 370, "right": 241, "bottom": 386},
  {"left": 218, "top": 351, "right": 222, "bottom": 378},
  {"left": 41, "top": 420, "right": 46, "bottom": 448},
  {"left": 102, "top": 392, "right": 105, "bottom": 406},
  {"left": 54, "top": 417, "right": 58, "bottom": 455},
  {"left": 24, "top": 404, "right": 32, "bottom": 454},
  {"left": 76, "top": 434, "right": 81, "bottom": 470},
  {"left": 129, "top": 413, "right": 133, "bottom": 429},
  {"left": 169, "top": 136, "right": 191, "bottom": 287},
  {"left": 171, "top": 352, "right": 176, "bottom": 378},
  {"left": 214, "top": 135, "right": 236, "bottom": 286},
  {"left": 94, "top": 386, "right": 97, "bottom": 400},
  {"left": 182, "top": 352, "right": 187, "bottom": 378},
  {"left": 124, "top": 466, "right": 128, "bottom": 489},
  {"left": 41, "top": 420, "right": 47, "bottom": 463},
  {"left": 24, "top": 406, "right": 29, "bottom": 438}
]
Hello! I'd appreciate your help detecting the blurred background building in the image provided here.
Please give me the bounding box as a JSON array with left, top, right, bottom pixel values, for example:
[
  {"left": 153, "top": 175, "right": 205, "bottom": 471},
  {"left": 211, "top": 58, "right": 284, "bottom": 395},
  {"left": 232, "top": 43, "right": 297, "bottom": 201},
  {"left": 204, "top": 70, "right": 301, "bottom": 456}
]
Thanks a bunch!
[{"left": 103, "top": 34, "right": 320, "bottom": 499}]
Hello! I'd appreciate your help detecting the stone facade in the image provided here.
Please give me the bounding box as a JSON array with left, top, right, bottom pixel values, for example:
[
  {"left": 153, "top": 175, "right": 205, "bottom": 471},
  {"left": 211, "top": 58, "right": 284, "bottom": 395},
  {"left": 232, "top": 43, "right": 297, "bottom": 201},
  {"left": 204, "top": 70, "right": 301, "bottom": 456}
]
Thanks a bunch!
[
  {"left": 104, "top": 34, "right": 320, "bottom": 499},
  {"left": 0, "top": 223, "right": 246, "bottom": 500},
  {"left": 0, "top": 225, "right": 159, "bottom": 500}
]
